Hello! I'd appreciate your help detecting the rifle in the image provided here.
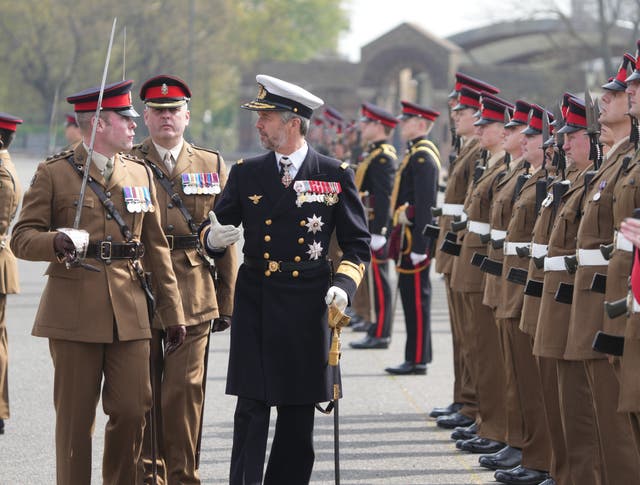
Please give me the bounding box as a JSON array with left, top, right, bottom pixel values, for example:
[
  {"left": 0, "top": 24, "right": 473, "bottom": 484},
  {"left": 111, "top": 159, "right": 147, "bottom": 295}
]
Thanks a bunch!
[
  {"left": 472, "top": 149, "right": 488, "bottom": 184},
  {"left": 535, "top": 111, "right": 553, "bottom": 214},
  {"left": 512, "top": 161, "right": 531, "bottom": 204},
  {"left": 585, "top": 89, "right": 603, "bottom": 170}
]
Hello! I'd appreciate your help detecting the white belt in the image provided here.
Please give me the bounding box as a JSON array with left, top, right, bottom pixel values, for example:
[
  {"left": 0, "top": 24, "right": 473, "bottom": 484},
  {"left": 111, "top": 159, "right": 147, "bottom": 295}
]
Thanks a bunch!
[
  {"left": 577, "top": 248, "right": 609, "bottom": 267},
  {"left": 442, "top": 203, "right": 465, "bottom": 216},
  {"left": 544, "top": 255, "right": 566, "bottom": 271},
  {"left": 615, "top": 231, "right": 633, "bottom": 252},
  {"left": 468, "top": 220, "right": 490, "bottom": 236},
  {"left": 504, "top": 241, "right": 530, "bottom": 256},
  {"left": 490, "top": 229, "right": 507, "bottom": 241},
  {"left": 531, "top": 243, "right": 548, "bottom": 259}
]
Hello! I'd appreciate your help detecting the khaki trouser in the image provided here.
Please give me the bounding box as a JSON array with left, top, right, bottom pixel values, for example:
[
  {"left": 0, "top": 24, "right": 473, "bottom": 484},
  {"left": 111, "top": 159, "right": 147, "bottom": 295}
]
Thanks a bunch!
[
  {"left": 584, "top": 359, "right": 640, "bottom": 484},
  {"left": 557, "top": 359, "right": 603, "bottom": 485},
  {"left": 141, "top": 322, "right": 211, "bottom": 485},
  {"left": 460, "top": 292, "right": 505, "bottom": 441},
  {"left": 49, "top": 338, "right": 152, "bottom": 485},
  {"left": 0, "top": 294, "right": 8, "bottom": 420},
  {"left": 496, "top": 320, "right": 551, "bottom": 470},
  {"left": 536, "top": 356, "right": 572, "bottom": 484}
]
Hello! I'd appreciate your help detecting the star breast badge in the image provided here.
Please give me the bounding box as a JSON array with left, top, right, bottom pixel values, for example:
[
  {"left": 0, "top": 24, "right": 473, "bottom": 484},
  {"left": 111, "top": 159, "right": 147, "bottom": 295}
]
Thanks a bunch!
[
  {"left": 307, "top": 241, "right": 323, "bottom": 260},
  {"left": 306, "top": 214, "right": 324, "bottom": 234}
]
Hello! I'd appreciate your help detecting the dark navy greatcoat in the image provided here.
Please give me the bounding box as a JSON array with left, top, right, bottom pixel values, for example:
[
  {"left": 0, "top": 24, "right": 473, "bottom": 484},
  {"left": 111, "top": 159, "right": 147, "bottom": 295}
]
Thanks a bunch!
[{"left": 208, "top": 146, "right": 371, "bottom": 405}]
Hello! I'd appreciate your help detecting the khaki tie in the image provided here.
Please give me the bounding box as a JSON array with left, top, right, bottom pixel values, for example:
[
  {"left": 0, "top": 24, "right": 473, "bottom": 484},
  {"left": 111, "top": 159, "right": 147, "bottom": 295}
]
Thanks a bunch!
[
  {"left": 103, "top": 158, "right": 114, "bottom": 182},
  {"left": 279, "top": 157, "right": 293, "bottom": 187},
  {"left": 163, "top": 152, "right": 174, "bottom": 173}
]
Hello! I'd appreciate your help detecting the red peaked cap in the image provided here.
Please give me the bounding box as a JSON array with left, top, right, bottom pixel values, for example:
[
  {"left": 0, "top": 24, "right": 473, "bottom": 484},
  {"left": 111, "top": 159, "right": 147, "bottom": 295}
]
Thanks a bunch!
[
  {"left": 0, "top": 112, "right": 23, "bottom": 132},
  {"left": 399, "top": 100, "right": 440, "bottom": 121},
  {"left": 474, "top": 93, "right": 514, "bottom": 125},
  {"left": 505, "top": 100, "right": 532, "bottom": 127},
  {"left": 558, "top": 96, "right": 586, "bottom": 134},
  {"left": 139, "top": 74, "right": 191, "bottom": 108},
  {"left": 67, "top": 79, "right": 139, "bottom": 117},
  {"left": 451, "top": 72, "right": 500, "bottom": 96},
  {"left": 603, "top": 53, "right": 636, "bottom": 91},
  {"left": 360, "top": 102, "right": 398, "bottom": 128},
  {"left": 522, "top": 104, "right": 554, "bottom": 135},
  {"left": 453, "top": 86, "right": 481, "bottom": 111}
]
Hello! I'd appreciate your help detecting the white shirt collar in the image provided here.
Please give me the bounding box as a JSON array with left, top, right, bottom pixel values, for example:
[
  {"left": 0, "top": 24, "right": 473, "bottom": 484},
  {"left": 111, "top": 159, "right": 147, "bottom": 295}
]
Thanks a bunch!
[
  {"left": 82, "top": 143, "right": 111, "bottom": 172},
  {"left": 276, "top": 141, "right": 308, "bottom": 174},
  {"left": 153, "top": 139, "right": 184, "bottom": 163}
]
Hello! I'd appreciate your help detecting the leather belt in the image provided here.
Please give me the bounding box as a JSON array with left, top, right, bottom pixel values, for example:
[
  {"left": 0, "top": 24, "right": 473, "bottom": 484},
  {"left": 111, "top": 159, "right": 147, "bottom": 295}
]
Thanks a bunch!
[
  {"left": 86, "top": 241, "right": 145, "bottom": 260},
  {"left": 615, "top": 231, "right": 633, "bottom": 252},
  {"left": 504, "top": 241, "right": 529, "bottom": 256},
  {"left": 577, "top": 248, "right": 609, "bottom": 266},
  {"left": 467, "top": 220, "right": 490, "bottom": 236},
  {"left": 531, "top": 243, "right": 548, "bottom": 259},
  {"left": 244, "top": 256, "right": 326, "bottom": 273},
  {"left": 544, "top": 255, "right": 566, "bottom": 271},
  {"left": 490, "top": 229, "right": 507, "bottom": 242},
  {"left": 165, "top": 234, "right": 200, "bottom": 250},
  {"left": 441, "top": 203, "right": 465, "bottom": 216}
]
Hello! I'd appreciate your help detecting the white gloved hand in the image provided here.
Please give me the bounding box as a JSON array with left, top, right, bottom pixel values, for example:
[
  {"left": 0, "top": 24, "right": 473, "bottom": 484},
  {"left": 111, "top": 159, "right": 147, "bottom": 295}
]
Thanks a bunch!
[
  {"left": 410, "top": 252, "right": 428, "bottom": 266},
  {"left": 370, "top": 234, "right": 387, "bottom": 252},
  {"left": 398, "top": 208, "right": 413, "bottom": 226},
  {"left": 325, "top": 286, "right": 348, "bottom": 312},
  {"left": 206, "top": 211, "right": 242, "bottom": 249}
]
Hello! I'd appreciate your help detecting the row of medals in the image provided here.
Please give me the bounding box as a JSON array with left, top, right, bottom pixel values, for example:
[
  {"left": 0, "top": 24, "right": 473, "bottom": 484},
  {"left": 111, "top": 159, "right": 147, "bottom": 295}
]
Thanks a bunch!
[{"left": 182, "top": 173, "right": 221, "bottom": 195}]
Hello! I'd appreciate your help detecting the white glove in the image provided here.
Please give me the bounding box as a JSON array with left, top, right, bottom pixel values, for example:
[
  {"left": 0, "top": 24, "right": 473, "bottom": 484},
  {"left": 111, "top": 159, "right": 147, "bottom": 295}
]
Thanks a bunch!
[
  {"left": 398, "top": 208, "right": 413, "bottom": 226},
  {"left": 325, "top": 286, "right": 348, "bottom": 312},
  {"left": 206, "top": 211, "right": 242, "bottom": 249},
  {"left": 370, "top": 234, "right": 386, "bottom": 251},
  {"left": 410, "top": 252, "right": 428, "bottom": 266}
]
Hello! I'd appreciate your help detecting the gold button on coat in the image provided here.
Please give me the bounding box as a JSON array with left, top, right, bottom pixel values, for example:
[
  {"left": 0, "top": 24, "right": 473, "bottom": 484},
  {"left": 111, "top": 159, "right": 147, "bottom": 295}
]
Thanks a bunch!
[
  {"left": 265, "top": 219, "right": 272, "bottom": 225},
  {"left": 298, "top": 238, "right": 304, "bottom": 244},
  {"left": 263, "top": 252, "right": 270, "bottom": 259},
  {"left": 292, "top": 271, "right": 299, "bottom": 277},
  {"left": 264, "top": 235, "right": 271, "bottom": 242},
  {"left": 294, "top": 256, "right": 301, "bottom": 262}
]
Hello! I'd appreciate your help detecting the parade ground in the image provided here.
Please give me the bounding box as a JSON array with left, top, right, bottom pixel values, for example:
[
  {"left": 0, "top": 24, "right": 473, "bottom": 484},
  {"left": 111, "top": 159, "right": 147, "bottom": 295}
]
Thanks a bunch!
[{"left": 1, "top": 155, "right": 498, "bottom": 484}]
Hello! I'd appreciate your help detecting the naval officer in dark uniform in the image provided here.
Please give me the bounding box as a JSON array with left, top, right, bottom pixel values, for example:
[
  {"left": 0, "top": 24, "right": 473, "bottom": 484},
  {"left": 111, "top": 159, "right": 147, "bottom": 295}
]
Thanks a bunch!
[{"left": 199, "top": 74, "right": 371, "bottom": 485}]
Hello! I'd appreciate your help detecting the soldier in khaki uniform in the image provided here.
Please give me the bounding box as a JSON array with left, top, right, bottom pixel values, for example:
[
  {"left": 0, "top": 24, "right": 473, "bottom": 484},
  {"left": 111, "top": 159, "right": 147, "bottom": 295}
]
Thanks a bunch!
[
  {"left": 132, "top": 75, "right": 238, "bottom": 485},
  {"left": 565, "top": 60, "right": 640, "bottom": 482},
  {"left": 445, "top": 93, "right": 509, "bottom": 450},
  {"left": 492, "top": 105, "right": 553, "bottom": 484},
  {"left": 431, "top": 73, "right": 498, "bottom": 420},
  {"left": 478, "top": 100, "right": 529, "bottom": 470},
  {"left": 11, "top": 80, "right": 187, "bottom": 485},
  {"left": 528, "top": 95, "right": 583, "bottom": 485},
  {"left": 0, "top": 113, "right": 23, "bottom": 436}
]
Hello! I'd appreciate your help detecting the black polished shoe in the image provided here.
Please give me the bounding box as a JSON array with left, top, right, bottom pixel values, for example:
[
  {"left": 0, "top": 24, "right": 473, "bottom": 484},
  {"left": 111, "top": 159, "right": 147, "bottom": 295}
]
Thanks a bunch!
[
  {"left": 436, "top": 411, "right": 474, "bottom": 429},
  {"left": 479, "top": 445, "right": 522, "bottom": 470},
  {"left": 349, "top": 336, "right": 390, "bottom": 349},
  {"left": 430, "top": 401, "right": 463, "bottom": 418},
  {"left": 459, "top": 436, "right": 505, "bottom": 454},
  {"left": 350, "top": 319, "right": 373, "bottom": 332},
  {"left": 451, "top": 421, "right": 478, "bottom": 441},
  {"left": 0, "top": 418, "right": 4, "bottom": 435},
  {"left": 494, "top": 465, "right": 549, "bottom": 485},
  {"left": 384, "top": 361, "right": 427, "bottom": 375}
]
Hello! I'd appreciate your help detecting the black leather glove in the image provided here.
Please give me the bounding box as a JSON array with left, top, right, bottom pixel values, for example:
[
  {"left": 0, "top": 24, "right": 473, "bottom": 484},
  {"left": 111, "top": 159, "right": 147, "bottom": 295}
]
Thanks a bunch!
[
  {"left": 164, "top": 325, "right": 187, "bottom": 355},
  {"left": 212, "top": 315, "right": 231, "bottom": 333},
  {"left": 53, "top": 232, "right": 75, "bottom": 259}
]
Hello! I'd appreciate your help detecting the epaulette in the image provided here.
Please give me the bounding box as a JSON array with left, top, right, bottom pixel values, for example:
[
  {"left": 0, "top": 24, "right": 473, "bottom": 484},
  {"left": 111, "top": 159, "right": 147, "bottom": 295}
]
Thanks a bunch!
[
  {"left": 119, "top": 152, "right": 145, "bottom": 163},
  {"left": 44, "top": 149, "right": 74, "bottom": 164},
  {"left": 190, "top": 144, "right": 220, "bottom": 156},
  {"left": 236, "top": 159, "right": 244, "bottom": 165},
  {"left": 340, "top": 162, "right": 349, "bottom": 170},
  {"left": 380, "top": 143, "right": 397, "bottom": 158},
  {"left": 132, "top": 142, "right": 149, "bottom": 154}
]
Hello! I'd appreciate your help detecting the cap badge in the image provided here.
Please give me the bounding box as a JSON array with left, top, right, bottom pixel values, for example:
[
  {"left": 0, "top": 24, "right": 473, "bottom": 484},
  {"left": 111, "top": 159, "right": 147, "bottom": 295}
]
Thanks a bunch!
[
  {"left": 257, "top": 84, "right": 267, "bottom": 100},
  {"left": 161, "top": 83, "right": 169, "bottom": 95}
]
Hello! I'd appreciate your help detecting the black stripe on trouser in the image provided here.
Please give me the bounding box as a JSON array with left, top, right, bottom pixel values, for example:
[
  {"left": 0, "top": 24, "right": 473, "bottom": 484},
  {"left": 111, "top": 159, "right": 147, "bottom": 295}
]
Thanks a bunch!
[
  {"left": 367, "top": 259, "right": 393, "bottom": 339},
  {"left": 399, "top": 267, "right": 432, "bottom": 364}
]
